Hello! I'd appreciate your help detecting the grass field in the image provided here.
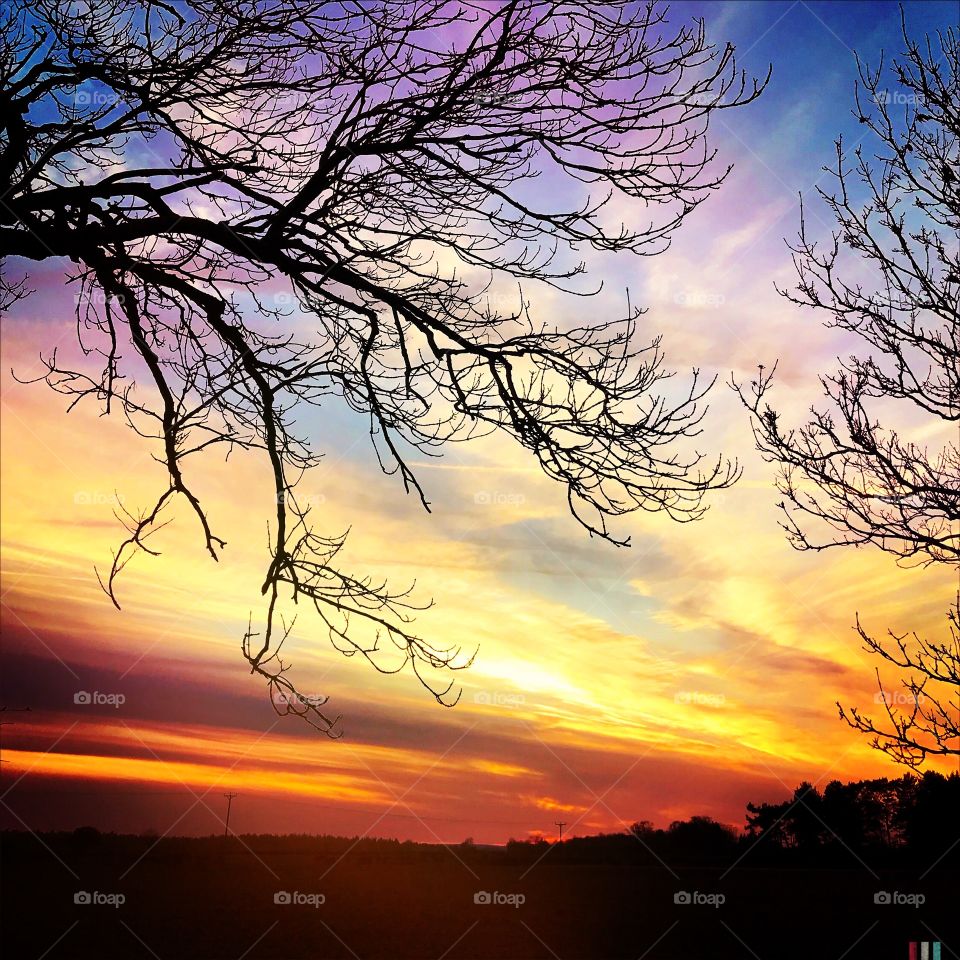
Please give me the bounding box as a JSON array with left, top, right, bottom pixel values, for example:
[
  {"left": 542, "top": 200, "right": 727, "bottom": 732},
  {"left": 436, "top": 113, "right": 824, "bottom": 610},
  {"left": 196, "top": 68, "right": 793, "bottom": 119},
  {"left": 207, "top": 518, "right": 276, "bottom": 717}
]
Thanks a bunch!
[{"left": 2, "top": 833, "right": 956, "bottom": 959}]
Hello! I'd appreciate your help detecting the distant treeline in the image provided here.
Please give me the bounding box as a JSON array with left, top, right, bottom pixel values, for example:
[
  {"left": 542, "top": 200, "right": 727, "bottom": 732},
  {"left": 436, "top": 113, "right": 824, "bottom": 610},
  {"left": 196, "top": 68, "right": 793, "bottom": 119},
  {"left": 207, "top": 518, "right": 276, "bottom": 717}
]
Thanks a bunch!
[
  {"left": 4, "top": 772, "right": 958, "bottom": 869},
  {"left": 744, "top": 771, "right": 960, "bottom": 853},
  {"left": 503, "top": 771, "right": 960, "bottom": 867}
]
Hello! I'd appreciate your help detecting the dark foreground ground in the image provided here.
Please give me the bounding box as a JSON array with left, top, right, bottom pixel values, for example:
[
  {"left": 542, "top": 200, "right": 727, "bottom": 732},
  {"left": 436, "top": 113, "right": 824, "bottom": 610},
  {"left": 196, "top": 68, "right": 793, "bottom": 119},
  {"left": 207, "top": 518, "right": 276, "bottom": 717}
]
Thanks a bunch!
[{"left": 2, "top": 833, "right": 957, "bottom": 959}]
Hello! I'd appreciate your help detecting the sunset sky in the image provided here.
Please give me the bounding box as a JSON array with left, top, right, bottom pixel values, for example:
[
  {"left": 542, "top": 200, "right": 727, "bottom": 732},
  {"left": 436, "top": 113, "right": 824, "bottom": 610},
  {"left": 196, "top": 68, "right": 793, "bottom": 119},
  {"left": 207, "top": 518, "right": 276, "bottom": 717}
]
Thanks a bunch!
[{"left": 2, "top": 0, "right": 956, "bottom": 846}]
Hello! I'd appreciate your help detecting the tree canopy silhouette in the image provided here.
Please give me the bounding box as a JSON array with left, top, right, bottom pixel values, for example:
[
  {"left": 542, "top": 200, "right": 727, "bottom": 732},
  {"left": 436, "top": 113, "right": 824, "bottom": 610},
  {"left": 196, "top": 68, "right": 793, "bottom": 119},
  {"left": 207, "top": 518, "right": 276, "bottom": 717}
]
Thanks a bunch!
[
  {"left": 2, "top": 0, "right": 765, "bottom": 732},
  {"left": 735, "top": 18, "right": 959, "bottom": 766},
  {"left": 745, "top": 772, "right": 960, "bottom": 858}
]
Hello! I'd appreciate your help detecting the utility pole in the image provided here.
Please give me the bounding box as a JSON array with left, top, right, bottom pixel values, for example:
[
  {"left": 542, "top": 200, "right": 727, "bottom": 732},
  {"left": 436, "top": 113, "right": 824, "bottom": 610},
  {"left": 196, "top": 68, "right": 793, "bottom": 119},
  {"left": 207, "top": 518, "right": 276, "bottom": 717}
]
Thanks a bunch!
[
  {"left": 554, "top": 821, "right": 567, "bottom": 843},
  {"left": 223, "top": 792, "right": 237, "bottom": 837}
]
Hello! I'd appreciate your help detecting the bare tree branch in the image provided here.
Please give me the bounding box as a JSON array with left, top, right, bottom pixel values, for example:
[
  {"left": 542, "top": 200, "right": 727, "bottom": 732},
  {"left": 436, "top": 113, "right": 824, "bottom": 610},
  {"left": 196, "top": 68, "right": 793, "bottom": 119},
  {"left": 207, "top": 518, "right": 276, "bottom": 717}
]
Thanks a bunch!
[
  {"left": 734, "top": 18, "right": 959, "bottom": 566},
  {"left": 734, "top": 15, "right": 959, "bottom": 765},
  {"left": 2, "top": 0, "right": 765, "bottom": 731}
]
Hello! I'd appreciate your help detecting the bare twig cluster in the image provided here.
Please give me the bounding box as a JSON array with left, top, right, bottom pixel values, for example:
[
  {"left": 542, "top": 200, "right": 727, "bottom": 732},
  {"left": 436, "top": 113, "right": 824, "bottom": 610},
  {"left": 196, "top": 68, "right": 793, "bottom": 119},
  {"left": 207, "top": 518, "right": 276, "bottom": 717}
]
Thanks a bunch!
[{"left": 839, "top": 596, "right": 960, "bottom": 767}]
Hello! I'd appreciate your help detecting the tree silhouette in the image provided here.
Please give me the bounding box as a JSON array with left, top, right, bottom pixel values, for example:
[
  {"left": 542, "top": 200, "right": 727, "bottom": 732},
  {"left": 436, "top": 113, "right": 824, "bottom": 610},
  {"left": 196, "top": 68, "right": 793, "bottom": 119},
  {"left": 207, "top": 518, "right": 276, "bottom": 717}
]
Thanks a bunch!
[
  {"left": 744, "top": 772, "right": 960, "bottom": 857},
  {"left": 2, "top": 0, "right": 765, "bottom": 732},
  {"left": 735, "top": 18, "right": 959, "bottom": 764}
]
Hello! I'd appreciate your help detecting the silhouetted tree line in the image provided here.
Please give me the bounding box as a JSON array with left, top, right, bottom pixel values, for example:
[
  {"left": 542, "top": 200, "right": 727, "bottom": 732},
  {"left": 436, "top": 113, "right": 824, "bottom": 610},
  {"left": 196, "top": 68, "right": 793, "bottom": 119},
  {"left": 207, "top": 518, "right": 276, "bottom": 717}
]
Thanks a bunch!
[
  {"left": 5, "top": 771, "right": 958, "bottom": 868},
  {"left": 503, "top": 814, "right": 738, "bottom": 867},
  {"left": 744, "top": 771, "right": 960, "bottom": 858},
  {"left": 506, "top": 772, "right": 960, "bottom": 867}
]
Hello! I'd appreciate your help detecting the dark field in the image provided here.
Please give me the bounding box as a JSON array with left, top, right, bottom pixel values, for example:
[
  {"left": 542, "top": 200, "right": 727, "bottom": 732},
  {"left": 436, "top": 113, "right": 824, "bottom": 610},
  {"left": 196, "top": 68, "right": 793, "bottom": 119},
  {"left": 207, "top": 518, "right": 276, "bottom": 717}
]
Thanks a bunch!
[{"left": 2, "top": 833, "right": 957, "bottom": 959}]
